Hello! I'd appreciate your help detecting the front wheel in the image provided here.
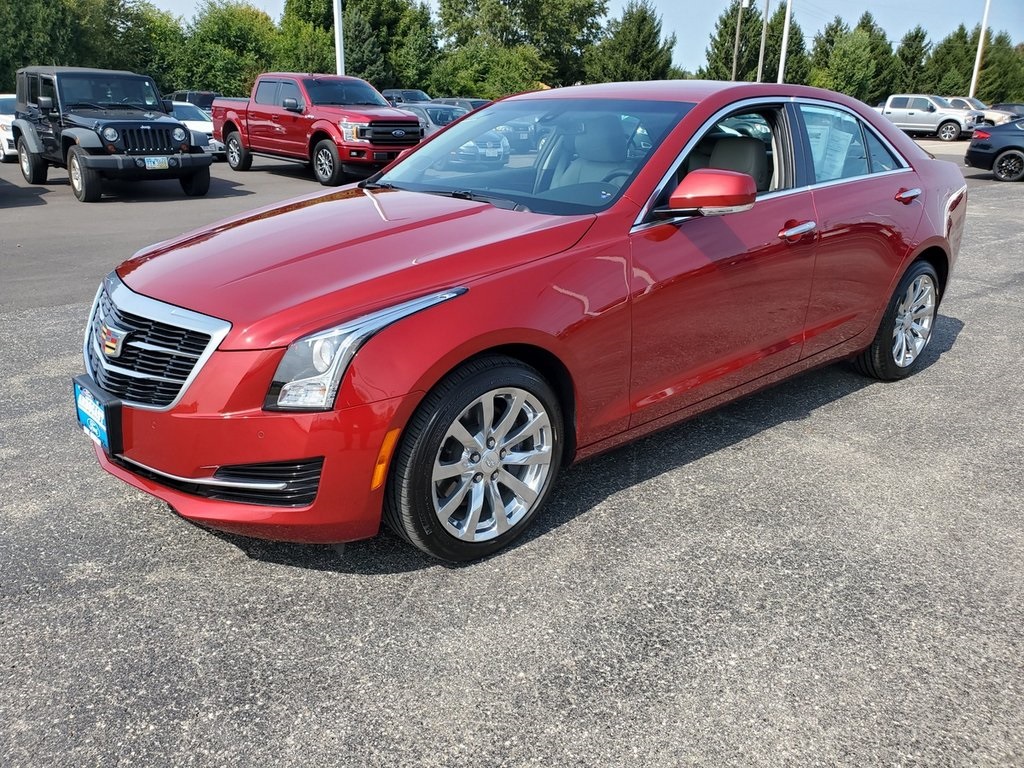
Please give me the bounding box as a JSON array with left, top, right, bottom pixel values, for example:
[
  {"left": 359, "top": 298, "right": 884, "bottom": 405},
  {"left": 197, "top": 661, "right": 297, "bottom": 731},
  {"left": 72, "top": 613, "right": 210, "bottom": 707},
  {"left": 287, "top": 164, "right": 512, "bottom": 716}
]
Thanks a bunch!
[
  {"left": 17, "top": 137, "right": 47, "bottom": 183},
  {"left": 67, "top": 146, "right": 102, "bottom": 202},
  {"left": 312, "top": 139, "right": 344, "bottom": 186},
  {"left": 937, "top": 121, "right": 961, "bottom": 142},
  {"left": 225, "top": 132, "right": 251, "bottom": 171},
  {"left": 854, "top": 261, "right": 939, "bottom": 381},
  {"left": 385, "top": 356, "right": 563, "bottom": 562},
  {"left": 180, "top": 166, "right": 211, "bottom": 196},
  {"left": 992, "top": 149, "right": 1024, "bottom": 182}
]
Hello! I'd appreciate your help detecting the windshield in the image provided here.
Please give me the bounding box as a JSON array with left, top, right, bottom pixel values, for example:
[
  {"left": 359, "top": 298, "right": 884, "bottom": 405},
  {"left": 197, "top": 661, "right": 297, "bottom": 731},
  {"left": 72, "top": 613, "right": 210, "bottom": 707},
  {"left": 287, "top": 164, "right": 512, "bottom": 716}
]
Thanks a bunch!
[
  {"left": 402, "top": 90, "right": 431, "bottom": 102},
  {"left": 932, "top": 96, "right": 953, "bottom": 108},
  {"left": 965, "top": 97, "right": 986, "bottom": 110},
  {"left": 303, "top": 78, "right": 388, "bottom": 107},
  {"left": 423, "top": 105, "right": 467, "bottom": 126},
  {"left": 376, "top": 97, "right": 693, "bottom": 215},
  {"left": 172, "top": 103, "right": 210, "bottom": 122},
  {"left": 58, "top": 74, "right": 163, "bottom": 110},
  {"left": 0, "top": 96, "right": 15, "bottom": 114}
]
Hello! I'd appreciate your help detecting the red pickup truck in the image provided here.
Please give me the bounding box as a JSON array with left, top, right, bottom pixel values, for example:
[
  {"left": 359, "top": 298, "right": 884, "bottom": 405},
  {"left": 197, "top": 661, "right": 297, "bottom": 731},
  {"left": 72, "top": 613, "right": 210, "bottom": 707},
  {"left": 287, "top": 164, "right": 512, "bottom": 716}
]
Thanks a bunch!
[{"left": 212, "top": 72, "right": 423, "bottom": 185}]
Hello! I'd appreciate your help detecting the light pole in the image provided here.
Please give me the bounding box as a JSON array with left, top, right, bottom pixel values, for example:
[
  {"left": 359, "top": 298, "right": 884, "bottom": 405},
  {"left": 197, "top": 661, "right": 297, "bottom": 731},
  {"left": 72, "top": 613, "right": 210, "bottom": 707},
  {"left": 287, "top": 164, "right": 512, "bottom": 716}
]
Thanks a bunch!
[
  {"left": 333, "top": 0, "right": 346, "bottom": 75},
  {"left": 731, "top": 0, "right": 752, "bottom": 81},
  {"left": 969, "top": 0, "right": 992, "bottom": 98},
  {"left": 777, "top": 0, "right": 793, "bottom": 84},
  {"left": 756, "top": 0, "right": 771, "bottom": 82}
]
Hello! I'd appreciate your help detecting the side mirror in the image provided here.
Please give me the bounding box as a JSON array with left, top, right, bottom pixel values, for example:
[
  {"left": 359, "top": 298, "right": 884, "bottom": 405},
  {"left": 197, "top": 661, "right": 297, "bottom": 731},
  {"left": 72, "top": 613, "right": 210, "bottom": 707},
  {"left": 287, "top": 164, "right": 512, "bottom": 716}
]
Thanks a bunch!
[
  {"left": 162, "top": 99, "right": 174, "bottom": 113},
  {"left": 928, "top": 103, "right": 936, "bottom": 112},
  {"left": 656, "top": 168, "right": 757, "bottom": 218},
  {"left": 282, "top": 97, "right": 302, "bottom": 113},
  {"left": 37, "top": 96, "right": 53, "bottom": 112}
]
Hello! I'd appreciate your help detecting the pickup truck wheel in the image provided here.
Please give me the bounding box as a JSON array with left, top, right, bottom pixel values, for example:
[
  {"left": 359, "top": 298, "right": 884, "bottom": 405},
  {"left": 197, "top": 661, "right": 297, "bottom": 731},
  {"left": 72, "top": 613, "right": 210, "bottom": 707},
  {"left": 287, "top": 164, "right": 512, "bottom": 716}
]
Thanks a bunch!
[
  {"left": 854, "top": 261, "right": 939, "bottom": 381},
  {"left": 384, "top": 356, "right": 563, "bottom": 562},
  {"left": 17, "top": 138, "right": 47, "bottom": 184},
  {"left": 180, "top": 166, "right": 211, "bottom": 196},
  {"left": 67, "top": 146, "right": 102, "bottom": 202},
  {"left": 226, "top": 132, "right": 252, "bottom": 171},
  {"left": 312, "top": 139, "right": 344, "bottom": 186},
  {"left": 937, "top": 121, "right": 961, "bottom": 142},
  {"left": 992, "top": 149, "right": 1024, "bottom": 182}
]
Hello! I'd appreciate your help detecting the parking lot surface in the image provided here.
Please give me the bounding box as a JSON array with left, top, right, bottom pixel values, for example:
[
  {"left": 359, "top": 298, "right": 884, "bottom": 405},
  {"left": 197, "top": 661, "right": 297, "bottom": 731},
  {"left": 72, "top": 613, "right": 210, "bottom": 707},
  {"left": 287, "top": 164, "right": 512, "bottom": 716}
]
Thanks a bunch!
[{"left": 1, "top": 145, "right": 1022, "bottom": 766}]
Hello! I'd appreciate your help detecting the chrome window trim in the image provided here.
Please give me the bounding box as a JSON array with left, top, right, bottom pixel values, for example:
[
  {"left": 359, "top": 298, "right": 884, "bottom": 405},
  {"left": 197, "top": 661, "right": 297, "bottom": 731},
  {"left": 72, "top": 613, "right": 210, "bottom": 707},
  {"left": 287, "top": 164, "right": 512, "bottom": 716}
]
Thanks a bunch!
[
  {"left": 632, "top": 95, "right": 914, "bottom": 233},
  {"left": 117, "top": 455, "right": 288, "bottom": 491},
  {"left": 83, "top": 271, "right": 232, "bottom": 412}
]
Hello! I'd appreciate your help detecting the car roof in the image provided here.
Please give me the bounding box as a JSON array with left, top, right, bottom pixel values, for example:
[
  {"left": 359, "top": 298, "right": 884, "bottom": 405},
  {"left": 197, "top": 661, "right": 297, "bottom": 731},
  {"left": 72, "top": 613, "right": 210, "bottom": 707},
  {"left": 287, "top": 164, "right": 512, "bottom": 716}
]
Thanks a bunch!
[{"left": 17, "top": 66, "right": 143, "bottom": 78}]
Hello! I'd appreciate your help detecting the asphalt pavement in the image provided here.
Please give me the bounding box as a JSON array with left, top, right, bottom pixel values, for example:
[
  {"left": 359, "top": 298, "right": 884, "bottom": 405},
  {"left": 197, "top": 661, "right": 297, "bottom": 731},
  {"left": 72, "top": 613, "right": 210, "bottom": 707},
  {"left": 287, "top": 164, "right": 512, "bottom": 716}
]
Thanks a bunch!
[{"left": 1, "top": 145, "right": 1022, "bottom": 767}]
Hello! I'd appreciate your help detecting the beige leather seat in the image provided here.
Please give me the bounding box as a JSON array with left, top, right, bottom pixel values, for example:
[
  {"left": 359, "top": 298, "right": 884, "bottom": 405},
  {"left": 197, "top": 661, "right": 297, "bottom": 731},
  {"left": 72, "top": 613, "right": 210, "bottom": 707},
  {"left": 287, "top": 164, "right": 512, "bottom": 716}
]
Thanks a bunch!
[
  {"left": 551, "top": 115, "right": 628, "bottom": 187},
  {"left": 708, "top": 136, "right": 770, "bottom": 191}
]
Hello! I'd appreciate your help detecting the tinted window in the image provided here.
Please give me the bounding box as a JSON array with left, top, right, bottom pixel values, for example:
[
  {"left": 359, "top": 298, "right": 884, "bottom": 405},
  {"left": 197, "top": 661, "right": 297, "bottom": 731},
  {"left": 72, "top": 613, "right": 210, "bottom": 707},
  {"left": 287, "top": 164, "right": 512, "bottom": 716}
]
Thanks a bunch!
[
  {"left": 799, "top": 105, "right": 868, "bottom": 182},
  {"left": 889, "top": 97, "right": 909, "bottom": 109},
  {"left": 864, "top": 129, "right": 901, "bottom": 172},
  {"left": 172, "top": 103, "right": 209, "bottom": 122},
  {"left": 254, "top": 81, "right": 278, "bottom": 105},
  {"left": 279, "top": 81, "right": 303, "bottom": 107},
  {"left": 909, "top": 98, "right": 931, "bottom": 111}
]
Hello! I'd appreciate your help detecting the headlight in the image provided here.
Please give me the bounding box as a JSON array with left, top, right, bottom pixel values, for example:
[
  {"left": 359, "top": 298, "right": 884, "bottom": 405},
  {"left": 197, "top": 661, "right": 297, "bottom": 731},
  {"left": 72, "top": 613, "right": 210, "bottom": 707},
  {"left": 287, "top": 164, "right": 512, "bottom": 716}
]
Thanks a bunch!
[
  {"left": 172, "top": 126, "right": 187, "bottom": 142},
  {"left": 101, "top": 127, "right": 119, "bottom": 142},
  {"left": 340, "top": 120, "right": 370, "bottom": 142},
  {"left": 265, "top": 288, "right": 467, "bottom": 410}
]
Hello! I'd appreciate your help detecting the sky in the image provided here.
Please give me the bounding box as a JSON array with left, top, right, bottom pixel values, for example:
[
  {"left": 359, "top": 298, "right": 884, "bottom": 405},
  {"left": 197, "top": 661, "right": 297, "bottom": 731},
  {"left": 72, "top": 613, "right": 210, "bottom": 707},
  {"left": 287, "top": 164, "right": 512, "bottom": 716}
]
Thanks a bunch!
[{"left": 150, "top": 0, "right": 1023, "bottom": 74}]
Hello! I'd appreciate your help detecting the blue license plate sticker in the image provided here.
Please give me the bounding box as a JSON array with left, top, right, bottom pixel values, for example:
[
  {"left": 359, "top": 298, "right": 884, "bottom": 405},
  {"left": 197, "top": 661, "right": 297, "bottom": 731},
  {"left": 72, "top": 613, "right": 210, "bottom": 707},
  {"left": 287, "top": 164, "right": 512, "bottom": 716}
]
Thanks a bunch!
[{"left": 75, "top": 381, "right": 109, "bottom": 452}]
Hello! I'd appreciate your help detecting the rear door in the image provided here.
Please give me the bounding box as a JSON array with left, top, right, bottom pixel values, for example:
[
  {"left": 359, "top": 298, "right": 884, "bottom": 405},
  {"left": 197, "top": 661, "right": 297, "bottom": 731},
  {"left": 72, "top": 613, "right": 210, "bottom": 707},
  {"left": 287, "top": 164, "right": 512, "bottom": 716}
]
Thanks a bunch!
[{"left": 247, "top": 79, "right": 279, "bottom": 152}]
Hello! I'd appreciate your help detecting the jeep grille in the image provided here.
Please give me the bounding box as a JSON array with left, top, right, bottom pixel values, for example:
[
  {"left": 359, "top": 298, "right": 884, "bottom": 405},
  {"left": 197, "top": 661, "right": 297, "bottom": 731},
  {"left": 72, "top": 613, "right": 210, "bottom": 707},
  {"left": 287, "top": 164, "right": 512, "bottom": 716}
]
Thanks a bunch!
[{"left": 122, "top": 126, "right": 177, "bottom": 154}]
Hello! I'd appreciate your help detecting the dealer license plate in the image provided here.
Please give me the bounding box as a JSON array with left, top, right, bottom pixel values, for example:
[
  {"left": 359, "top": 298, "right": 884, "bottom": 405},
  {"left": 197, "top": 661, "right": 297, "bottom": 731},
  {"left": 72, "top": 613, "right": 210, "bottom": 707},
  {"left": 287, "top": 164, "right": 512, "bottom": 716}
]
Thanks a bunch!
[
  {"left": 519, "top": 132, "right": 529, "bottom": 139},
  {"left": 485, "top": 148, "right": 499, "bottom": 157},
  {"left": 144, "top": 156, "right": 169, "bottom": 170},
  {"left": 73, "top": 376, "right": 121, "bottom": 455}
]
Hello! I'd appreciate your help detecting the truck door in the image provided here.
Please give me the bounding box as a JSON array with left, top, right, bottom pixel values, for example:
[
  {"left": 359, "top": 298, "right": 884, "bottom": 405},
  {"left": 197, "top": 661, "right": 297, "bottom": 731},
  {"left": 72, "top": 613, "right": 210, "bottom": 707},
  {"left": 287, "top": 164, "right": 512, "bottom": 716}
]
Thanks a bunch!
[
  {"left": 247, "top": 79, "right": 279, "bottom": 152},
  {"left": 277, "top": 79, "right": 308, "bottom": 159}
]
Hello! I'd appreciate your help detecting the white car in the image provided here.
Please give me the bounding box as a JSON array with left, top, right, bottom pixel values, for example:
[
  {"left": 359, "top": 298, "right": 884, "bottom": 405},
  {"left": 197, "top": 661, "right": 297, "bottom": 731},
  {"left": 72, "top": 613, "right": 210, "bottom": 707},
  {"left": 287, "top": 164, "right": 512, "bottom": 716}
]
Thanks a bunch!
[
  {"left": 0, "top": 94, "right": 17, "bottom": 162},
  {"left": 170, "top": 100, "right": 225, "bottom": 159}
]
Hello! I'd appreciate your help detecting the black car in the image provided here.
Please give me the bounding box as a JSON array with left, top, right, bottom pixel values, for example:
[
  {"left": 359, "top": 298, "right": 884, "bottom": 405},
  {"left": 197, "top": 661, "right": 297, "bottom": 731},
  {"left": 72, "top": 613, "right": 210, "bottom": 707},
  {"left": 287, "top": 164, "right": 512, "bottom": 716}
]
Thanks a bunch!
[
  {"left": 964, "top": 119, "right": 1024, "bottom": 182},
  {"left": 992, "top": 103, "right": 1024, "bottom": 118},
  {"left": 13, "top": 66, "right": 213, "bottom": 201},
  {"left": 164, "top": 90, "right": 221, "bottom": 110}
]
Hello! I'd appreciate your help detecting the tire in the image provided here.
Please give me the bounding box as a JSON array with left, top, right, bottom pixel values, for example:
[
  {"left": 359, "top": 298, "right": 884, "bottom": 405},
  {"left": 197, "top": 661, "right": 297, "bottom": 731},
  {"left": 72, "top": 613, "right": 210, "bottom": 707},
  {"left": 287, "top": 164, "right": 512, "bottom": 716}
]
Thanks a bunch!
[
  {"left": 179, "top": 166, "right": 211, "bottom": 196},
  {"left": 312, "top": 139, "right": 344, "bottom": 186},
  {"left": 937, "top": 121, "right": 961, "bottom": 142},
  {"left": 992, "top": 149, "right": 1024, "bottom": 182},
  {"left": 67, "top": 145, "right": 102, "bottom": 202},
  {"left": 854, "top": 261, "right": 940, "bottom": 381},
  {"left": 17, "top": 137, "right": 47, "bottom": 183},
  {"left": 225, "top": 131, "right": 251, "bottom": 171},
  {"left": 384, "top": 356, "right": 564, "bottom": 562}
]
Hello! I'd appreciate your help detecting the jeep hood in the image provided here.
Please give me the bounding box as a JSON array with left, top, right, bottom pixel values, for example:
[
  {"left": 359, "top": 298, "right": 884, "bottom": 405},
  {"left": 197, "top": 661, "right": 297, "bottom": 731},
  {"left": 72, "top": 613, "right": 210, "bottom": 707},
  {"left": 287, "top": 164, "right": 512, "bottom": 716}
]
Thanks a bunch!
[{"left": 117, "top": 187, "right": 596, "bottom": 350}]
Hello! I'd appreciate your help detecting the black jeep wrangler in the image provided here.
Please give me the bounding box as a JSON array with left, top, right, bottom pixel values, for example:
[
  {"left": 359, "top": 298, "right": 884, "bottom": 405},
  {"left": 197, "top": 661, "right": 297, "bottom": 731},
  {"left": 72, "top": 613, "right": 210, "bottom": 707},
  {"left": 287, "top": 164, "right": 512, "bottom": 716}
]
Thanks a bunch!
[{"left": 12, "top": 66, "right": 213, "bottom": 202}]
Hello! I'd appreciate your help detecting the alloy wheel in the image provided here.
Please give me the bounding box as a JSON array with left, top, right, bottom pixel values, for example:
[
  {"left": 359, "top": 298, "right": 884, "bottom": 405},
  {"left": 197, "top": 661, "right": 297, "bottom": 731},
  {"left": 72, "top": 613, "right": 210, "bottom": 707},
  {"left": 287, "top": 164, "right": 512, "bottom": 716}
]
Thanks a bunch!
[
  {"left": 315, "top": 148, "right": 334, "bottom": 181},
  {"left": 995, "top": 152, "right": 1024, "bottom": 181},
  {"left": 891, "top": 274, "right": 936, "bottom": 367}
]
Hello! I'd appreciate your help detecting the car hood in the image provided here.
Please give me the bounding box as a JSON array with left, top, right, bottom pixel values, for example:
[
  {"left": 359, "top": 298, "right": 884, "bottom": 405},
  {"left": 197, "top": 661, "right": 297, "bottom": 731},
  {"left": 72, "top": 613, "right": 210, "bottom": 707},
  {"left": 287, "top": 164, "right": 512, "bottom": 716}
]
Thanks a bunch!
[
  {"left": 65, "top": 109, "right": 182, "bottom": 129},
  {"left": 117, "top": 187, "right": 596, "bottom": 350},
  {"left": 312, "top": 104, "right": 420, "bottom": 122},
  {"left": 180, "top": 118, "right": 213, "bottom": 133}
]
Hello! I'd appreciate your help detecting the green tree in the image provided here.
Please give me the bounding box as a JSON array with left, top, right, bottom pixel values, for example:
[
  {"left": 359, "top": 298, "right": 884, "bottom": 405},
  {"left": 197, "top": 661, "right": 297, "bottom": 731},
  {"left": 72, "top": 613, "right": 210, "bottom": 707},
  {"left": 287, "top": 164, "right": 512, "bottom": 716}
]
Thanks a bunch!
[
  {"left": 0, "top": 0, "right": 77, "bottom": 90},
  {"left": 976, "top": 30, "right": 1024, "bottom": 102},
  {"left": 759, "top": 3, "right": 810, "bottom": 85},
  {"left": 274, "top": 14, "right": 335, "bottom": 74},
  {"left": 391, "top": 3, "right": 439, "bottom": 89},
  {"left": 583, "top": 0, "right": 674, "bottom": 83},
  {"left": 816, "top": 28, "right": 875, "bottom": 101},
  {"left": 430, "top": 35, "right": 549, "bottom": 98},
  {"left": 921, "top": 24, "right": 973, "bottom": 95},
  {"left": 343, "top": 4, "right": 390, "bottom": 86},
  {"left": 893, "top": 26, "right": 930, "bottom": 93},
  {"left": 178, "top": 0, "right": 277, "bottom": 96},
  {"left": 808, "top": 15, "right": 848, "bottom": 87},
  {"left": 283, "top": 0, "right": 331, "bottom": 28},
  {"left": 698, "top": 0, "right": 765, "bottom": 81},
  {"left": 854, "top": 12, "right": 897, "bottom": 105}
]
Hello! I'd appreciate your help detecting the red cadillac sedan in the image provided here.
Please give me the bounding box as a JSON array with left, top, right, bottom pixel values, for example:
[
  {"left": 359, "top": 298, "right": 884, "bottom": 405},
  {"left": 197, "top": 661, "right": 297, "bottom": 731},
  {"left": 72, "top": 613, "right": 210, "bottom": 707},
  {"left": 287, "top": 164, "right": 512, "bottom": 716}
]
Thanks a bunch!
[{"left": 75, "top": 81, "right": 967, "bottom": 561}]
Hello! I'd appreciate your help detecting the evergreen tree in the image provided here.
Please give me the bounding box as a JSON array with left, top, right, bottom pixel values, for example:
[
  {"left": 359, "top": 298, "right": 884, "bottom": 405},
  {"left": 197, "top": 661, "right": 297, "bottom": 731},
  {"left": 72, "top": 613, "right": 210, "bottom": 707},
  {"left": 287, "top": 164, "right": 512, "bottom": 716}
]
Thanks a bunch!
[
  {"left": 274, "top": 14, "right": 335, "bottom": 75},
  {"left": 0, "top": 0, "right": 76, "bottom": 90},
  {"left": 342, "top": 5, "right": 390, "bottom": 86},
  {"left": 583, "top": 0, "right": 674, "bottom": 83},
  {"left": 698, "top": 0, "right": 765, "bottom": 81},
  {"left": 893, "top": 26, "right": 930, "bottom": 93},
  {"left": 760, "top": 3, "right": 809, "bottom": 85},
  {"left": 430, "top": 34, "right": 549, "bottom": 98},
  {"left": 808, "top": 15, "right": 848, "bottom": 87},
  {"left": 818, "top": 28, "right": 875, "bottom": 101},
  {"left": 921, "top": 24, "right": 973, "bottom": 95},
  {"left": 391, "top": 3, "right": 439, "bottom": 89},
  {"left": 854, "top": 12, "right": 897, "bottom": 105}
]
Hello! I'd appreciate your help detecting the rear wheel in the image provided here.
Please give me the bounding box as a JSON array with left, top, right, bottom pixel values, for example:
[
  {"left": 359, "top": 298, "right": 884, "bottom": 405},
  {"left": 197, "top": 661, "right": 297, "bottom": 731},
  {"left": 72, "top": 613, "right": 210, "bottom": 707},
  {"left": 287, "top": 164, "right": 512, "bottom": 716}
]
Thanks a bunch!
[
  {"left": 385, "top": 356, "right": 563, "bottom": 562},
  {"left": 992, "top": 149, "right": 1024, "bottom": 182},
  {"left": 225, "top": 131, "right": 251, "bottom": 171},
  {"left": 17, "top": 137, "right": 47, "bottom": 183},
  {"left": 937, "top": 121, "right": 961, "bottom": 142},
  {"left": 854, "top": 261, "right": 939, "bottom": 380},
  {"left": 67, "top": 146, "right": 102, "bottom": 202},
  {"left": 312, "top": 139, "right": 344, "bottom": 186},
  {"left": 180, "top": 166, "right": 211, "bottom": 196}
]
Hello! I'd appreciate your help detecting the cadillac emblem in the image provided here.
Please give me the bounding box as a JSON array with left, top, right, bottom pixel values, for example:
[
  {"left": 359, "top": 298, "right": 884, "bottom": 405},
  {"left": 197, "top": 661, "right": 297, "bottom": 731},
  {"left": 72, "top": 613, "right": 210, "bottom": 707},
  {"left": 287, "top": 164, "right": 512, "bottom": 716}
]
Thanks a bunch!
[{"left": 99, "top": 322, "right": 129, "bottom": 358}]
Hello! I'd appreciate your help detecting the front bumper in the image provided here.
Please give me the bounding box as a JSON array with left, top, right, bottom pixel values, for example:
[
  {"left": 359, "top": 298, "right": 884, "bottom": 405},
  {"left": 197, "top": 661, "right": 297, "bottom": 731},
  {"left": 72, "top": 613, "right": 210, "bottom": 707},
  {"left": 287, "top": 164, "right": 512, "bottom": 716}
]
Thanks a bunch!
[
  {"left": 80, "top": 348, "right": 416, "bottom": 543},
  {"left": 82, "top": 151, "right": 214, "bottom": 178}
]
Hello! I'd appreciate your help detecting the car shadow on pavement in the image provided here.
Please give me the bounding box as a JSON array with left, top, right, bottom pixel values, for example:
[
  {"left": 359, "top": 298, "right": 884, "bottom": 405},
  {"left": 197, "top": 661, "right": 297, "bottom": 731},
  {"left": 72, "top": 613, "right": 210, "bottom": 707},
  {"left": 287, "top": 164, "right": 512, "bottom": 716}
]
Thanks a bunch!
[
  {"left": 210, "top": 313, "right": 965, "bottom": 574},
  {"left": 0, "top": 175, "right": 48, "bottom": 207},
  {"left": 98, "top": 175, "right": 255, "bottom": 202}
]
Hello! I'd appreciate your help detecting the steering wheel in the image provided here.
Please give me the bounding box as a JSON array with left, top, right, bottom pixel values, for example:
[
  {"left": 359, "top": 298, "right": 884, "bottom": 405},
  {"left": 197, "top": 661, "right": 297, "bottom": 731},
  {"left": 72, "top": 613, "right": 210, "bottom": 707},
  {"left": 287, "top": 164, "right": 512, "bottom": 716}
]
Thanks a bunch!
[{"left": 602, "top": 169, "right": 631, "bottom": 185}]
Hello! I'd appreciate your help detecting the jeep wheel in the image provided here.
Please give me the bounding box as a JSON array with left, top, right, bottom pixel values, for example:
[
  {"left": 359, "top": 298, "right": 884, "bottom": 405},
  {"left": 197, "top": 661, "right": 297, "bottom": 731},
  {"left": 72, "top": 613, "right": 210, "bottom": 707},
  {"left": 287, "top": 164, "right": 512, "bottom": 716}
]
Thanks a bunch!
[
  {"left": 226, "top": 132, "right": 251, "bottom": 171},
  {"left": 180, "top": 166, "right": 211, "bottom": 196},
  {"left": 312, "top": 139, "right": 344, "bottom": 186},
  {"left": 17, "top": 138, "right": 47, "bottom": 184},
  {"left": 937, "top": 121, "right": 961, "bottom": 142},
  {"left": 68, "top": 146, "right": 102, "bottom": 202}
]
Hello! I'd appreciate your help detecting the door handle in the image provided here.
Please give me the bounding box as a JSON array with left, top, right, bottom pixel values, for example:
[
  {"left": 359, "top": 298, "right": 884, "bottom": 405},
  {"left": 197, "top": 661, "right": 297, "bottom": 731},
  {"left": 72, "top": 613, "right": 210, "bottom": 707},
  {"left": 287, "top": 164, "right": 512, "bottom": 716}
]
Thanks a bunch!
[
  {"left": 895, "top": 187, "right": 922, "bottom": 204},
  {"left": 778, "top": 220, "right": 817, "bottom": 242}
]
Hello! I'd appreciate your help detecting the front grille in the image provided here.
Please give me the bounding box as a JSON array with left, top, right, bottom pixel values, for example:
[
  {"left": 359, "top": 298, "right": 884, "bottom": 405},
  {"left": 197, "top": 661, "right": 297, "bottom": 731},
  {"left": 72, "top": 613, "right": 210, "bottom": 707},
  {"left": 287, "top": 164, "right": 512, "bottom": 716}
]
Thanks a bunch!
[
  {"left": 361, "top": 121, "right": 422, "bottom": 147},
  {"left": 122, "top": 126, "right": 176, "bottom": 154},
  {"left": 85, "top": 277, "right": 226, "bottom": 409},
  {"left": 121, "top": 457, "right": 324, "bottom": 507}
]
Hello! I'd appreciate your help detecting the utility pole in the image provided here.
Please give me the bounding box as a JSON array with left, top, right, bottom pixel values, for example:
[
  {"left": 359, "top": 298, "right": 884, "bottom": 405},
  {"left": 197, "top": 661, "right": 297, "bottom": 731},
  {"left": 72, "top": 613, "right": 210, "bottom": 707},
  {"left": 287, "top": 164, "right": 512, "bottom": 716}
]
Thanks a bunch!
[
  {"left": 731, "top": 0, "right": 751, "bottom": 81},
  {"left": 969, "top": 0, "right": 992, "bottom": 98},
  {"left": 333, "top": 0, "right": 346, "bottom": 75},
  {"left": 756, "top": 0, "right": 771, "bottom": 82},
  {"left": 777, "top": 0, "right": 793, "bottom": 84}
]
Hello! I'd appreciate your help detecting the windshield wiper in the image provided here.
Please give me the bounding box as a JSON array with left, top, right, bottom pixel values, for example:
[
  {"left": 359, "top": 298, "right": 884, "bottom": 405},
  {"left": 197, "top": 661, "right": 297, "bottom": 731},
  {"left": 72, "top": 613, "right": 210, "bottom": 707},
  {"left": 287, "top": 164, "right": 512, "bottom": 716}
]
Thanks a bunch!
[
  {"left": 101, "top": 103, "right": 150, "bottom": 111},
  {"left": 420, "top": 189, "right": 524, "bottom": 211},
  {"left": 358, "top": 181, "right": 400, "bottom": 190},
  {"left": 66, "top": 101, "right": 106, "bottom": 111}
]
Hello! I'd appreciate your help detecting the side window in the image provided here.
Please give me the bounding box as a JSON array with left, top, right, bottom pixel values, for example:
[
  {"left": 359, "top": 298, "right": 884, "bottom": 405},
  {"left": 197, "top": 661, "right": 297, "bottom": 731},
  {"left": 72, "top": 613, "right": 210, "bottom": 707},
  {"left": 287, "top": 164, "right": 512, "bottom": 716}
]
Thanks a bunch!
[
  {"left": 278, "top": 81, "right": 302, "bottom": 108},
  {"left": 863, "top": 129, "right": 901, "bottom": 173},
  {"left": 910, "top": 98, "right": 931, "bottom": 111},
  {"left": 40, "top": 77, "right": 56, "bottom": 103},
  {"left": 254, "top": 80, "right": 278, "bottom": 105},
  {"left": 29, "top": 75, "right": 40, "bottom": 104},
  {"left": 798, "top": 104, "right": 868, "bottom": 182},
  {"left": 889, "top": 97, "right": 909, "bottom": 109}
]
